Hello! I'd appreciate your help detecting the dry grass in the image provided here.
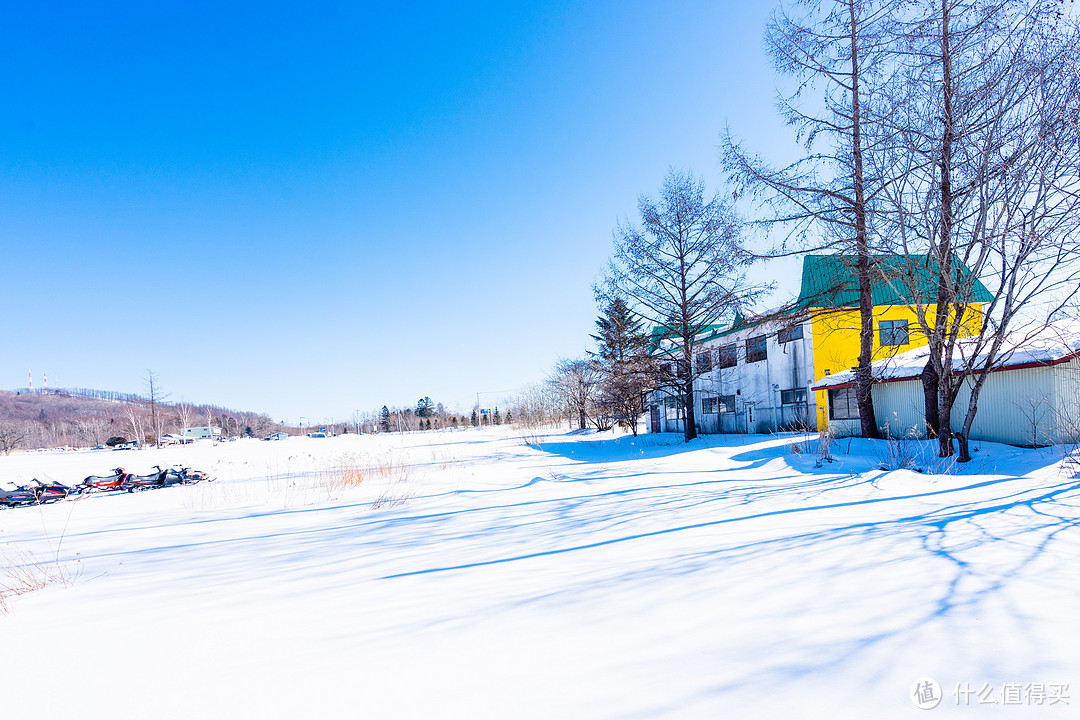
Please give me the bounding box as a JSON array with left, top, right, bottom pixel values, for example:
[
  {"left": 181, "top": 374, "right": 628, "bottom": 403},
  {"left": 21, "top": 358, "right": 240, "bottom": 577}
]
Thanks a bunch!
[
  {"left": 0, "top": 547, "right": 81, "bottom": 614},
  {"left": 317, "top": 452, "right": 415, "bottom": 509}
]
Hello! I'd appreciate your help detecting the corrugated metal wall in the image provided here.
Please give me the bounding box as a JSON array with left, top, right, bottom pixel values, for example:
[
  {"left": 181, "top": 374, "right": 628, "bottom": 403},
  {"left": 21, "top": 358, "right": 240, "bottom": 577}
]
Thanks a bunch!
[{"left": 866, "top": 361, "right": 1080, "bottom": 446}]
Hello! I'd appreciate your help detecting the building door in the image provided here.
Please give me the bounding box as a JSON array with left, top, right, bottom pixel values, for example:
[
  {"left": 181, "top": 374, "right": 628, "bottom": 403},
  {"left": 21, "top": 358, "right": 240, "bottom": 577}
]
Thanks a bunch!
[{"left": 650, "top": 405, "right": 661, "bottom": 434}]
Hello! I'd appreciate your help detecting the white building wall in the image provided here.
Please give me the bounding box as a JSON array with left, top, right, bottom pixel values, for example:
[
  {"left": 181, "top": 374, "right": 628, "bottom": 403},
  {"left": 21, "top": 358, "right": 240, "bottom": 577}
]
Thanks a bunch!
[{"left": 662, "top": 317, "right": 818, "bottom": 435}]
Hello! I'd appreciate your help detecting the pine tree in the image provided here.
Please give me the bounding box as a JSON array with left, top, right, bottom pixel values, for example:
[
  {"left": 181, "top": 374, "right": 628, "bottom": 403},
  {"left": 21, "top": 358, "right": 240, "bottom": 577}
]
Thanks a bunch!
[
  {"left": 470, "top": 408, "right": 478, "bottom": 427},
  {"left": 493, "top": 407, "right": 501, "bottom": 425},
  {"left": 590, "top": 297, "right": 657, "bottom": 436},
  {"left": 379, "top": 405, "right": 391, "bottom": 433}
]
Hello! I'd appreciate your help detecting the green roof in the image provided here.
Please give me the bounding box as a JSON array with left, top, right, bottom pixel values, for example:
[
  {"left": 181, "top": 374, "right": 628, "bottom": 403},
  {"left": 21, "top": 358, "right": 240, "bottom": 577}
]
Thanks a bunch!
[{"left": 796, "top": 254, "right": 993, "bottom": 308}]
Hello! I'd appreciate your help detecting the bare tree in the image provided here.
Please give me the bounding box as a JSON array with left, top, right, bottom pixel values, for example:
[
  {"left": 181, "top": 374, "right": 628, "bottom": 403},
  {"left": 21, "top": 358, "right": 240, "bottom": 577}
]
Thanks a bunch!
[
  {"left": 0, "top": 420, "right": 29, "bottom": 455},
  {"left": 549, "top": 358, "right": 602, "bottom": 431},
  {"left": 876, "top": 0, "right": 1080, "bottom": 460},
  {"left": 75, "top": 417, "right": 109, "bottom": 447},
  {"left": 144, "top": 370, "right": 169, "bottom": 447},
  {"left": 599, "top": 169, "right": 764, "bottom": 442},
  {"left": 721, "top": 0, "right": 896, "bottom": 439},
  {"left": 176, "top": 402, "right": 195, "bottom": 435},
  {"left": 125, "top": 404, "right": 145, "bottom": 448}
]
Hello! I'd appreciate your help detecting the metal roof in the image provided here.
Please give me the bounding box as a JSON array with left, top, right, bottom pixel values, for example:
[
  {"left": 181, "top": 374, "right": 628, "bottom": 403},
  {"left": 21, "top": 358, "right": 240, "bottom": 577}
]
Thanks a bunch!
[{"left": 796, "top": 254, "right": 993, "bottom": 308}]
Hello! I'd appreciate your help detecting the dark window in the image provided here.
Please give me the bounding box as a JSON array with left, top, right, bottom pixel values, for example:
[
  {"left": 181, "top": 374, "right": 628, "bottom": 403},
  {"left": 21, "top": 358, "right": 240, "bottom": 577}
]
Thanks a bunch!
[
  {"left": 781, "top": 388, "right": 807, "bottom": 405},
  {"left": 697, "top": 350, "right": 713, "bottom": 373},
  {"left": 718, "top": 344, "right": 737, "bottom": 369},
  {"left": 778, "top": 324, "right": 804, "bottom": 344},
  {"left": 828, "top": 387, "right": 860, "bottom": 420},
  {"left": 879, "top": 320, "right": 910, "bottom": 346},
  {"left": 746, "top": 335, "right": 767, "bottom": 363},
  {"left": 702, "top": 396, "right": 719, "bottom": 414},
  {"left": 719, "top": 394, "right": 736, "bottom": 413}
]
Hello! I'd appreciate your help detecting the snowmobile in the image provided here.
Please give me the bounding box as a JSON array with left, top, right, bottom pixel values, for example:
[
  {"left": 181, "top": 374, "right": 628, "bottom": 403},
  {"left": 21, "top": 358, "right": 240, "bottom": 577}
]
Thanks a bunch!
[
  {"left": 121, "top": 466, "right": 168, "bottom": 492},
  {"left": 121, "top": 465, "right": 213, "bottom": 492},
  {"left": 0, "top": 482, "right": 39, "bottom": 507},
  {"left": 174, "top": 466, "right": 212, "bottom": 485},
  {"left": 30, "top": 478, "right": 74, "bottom": 503},
  {"left": 0, "top": 478, "right": 74, "bottom": 507},
  {"left": 77, "top": 467, "right": 131, "bottom": 493}
]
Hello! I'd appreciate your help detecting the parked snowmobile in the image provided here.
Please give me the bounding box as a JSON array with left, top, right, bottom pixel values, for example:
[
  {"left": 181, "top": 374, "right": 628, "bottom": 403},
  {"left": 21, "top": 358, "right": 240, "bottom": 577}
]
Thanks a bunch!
[
  {"left": 30, "top": 478, "right": 74, "bottom": 503},
  {"left": 0, "top": 482, "right": 38, "bottom": 507},
  {"left": 121, "top": 466, "right": 168, "bottom": 492},
  {"left": 77, "top": 467, "right": 131, "bottom": 493},
  {"left": 175, "top": 466, "right": 212, "bottom": 484},
  {"left": 0, "top": 479, "right": 74, "bottom": 506},
  {"left": 121, "top": 465, "right": 213, "bottom": 492}
]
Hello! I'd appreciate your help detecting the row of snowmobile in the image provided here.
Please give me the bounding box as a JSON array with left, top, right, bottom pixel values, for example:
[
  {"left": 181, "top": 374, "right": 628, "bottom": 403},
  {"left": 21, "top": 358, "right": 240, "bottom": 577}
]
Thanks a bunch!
[{"left": 0, "top": 465, "right": 213, "bottom": 508}]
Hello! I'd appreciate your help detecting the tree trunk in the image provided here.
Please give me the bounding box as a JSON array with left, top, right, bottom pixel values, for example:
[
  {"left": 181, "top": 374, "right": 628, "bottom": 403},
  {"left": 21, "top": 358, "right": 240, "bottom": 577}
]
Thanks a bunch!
[
  {"left": 682, "top": 375, "right": 697, "bottom": 442},
  {"left": 921, "top": 362, "right": 940, "bottom": 437},
  {"left": 934, "top": 0, "right": 956, "bottom": 458},
  {"left": 937, "top": 388, "right": 954, "bottom": 458},
  {"left": 849, "top": 0, "right": 879, "bottom": 441},
  {"left": 955, "top": 432, "right": 969, "bottom": 463}
]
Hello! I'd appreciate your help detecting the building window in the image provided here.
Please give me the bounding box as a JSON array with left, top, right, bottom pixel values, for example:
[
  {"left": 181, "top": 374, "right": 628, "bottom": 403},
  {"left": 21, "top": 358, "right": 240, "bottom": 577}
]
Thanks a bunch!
[
  {"left": 879, "top": 319, "right": 910, "bottom": 346},
  {"left": 828, "top": 387, "right": 860, "bottom": 420},
  {"left": 746, "top": 335, "right": 767, "bottom": 363},
  {"left": 718, "top": 344, "right": 737, "bottom": 369},
  {"left": 719, "top": 394, "right": 736, "bottom": 413},
  {"left": 697, "top": 350, "right": 713, "bottom": 373},
  {"left": 665, "top": 397, "right": 680, "bottom": 421},
  {"left": 781, "top": 388, "right": 807, "bottom": 405},
  {"left": 702, "top": 396, "right": 719, "bottom": 414},
  {"left": 778, "top": 324, "right": 804, "bottom": 344}
]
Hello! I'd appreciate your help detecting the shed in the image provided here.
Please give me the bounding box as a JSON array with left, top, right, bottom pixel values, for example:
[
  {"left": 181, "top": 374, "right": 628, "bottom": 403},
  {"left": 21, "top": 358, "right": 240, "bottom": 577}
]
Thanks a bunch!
[{"left": 812, "top": 324, "right": 1080, "bottom": 446}]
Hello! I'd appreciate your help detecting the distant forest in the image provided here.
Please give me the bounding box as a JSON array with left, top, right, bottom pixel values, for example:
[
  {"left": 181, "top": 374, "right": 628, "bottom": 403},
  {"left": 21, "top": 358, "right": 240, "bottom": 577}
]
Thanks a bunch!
[{"left": 0, "top": 387, "right": 289, "bottom": 453}]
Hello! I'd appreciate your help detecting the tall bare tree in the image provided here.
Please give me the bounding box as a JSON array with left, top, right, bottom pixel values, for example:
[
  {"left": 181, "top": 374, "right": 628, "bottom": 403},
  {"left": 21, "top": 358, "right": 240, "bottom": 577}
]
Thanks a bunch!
[
  {"left": 176, "top": 402, "right": 195, "bottom": 435},
  {"left": 876, "top": 0, "right": 1080, "bottom": 460},
  {"left": 144, "top": 370, "right": 169, "bottom": 447},
  {"left": 600, "top": 169, "right": 763, "bottom": 442},
  {"left": 721, "top": 0, "right": 895, "bottom": 439}
]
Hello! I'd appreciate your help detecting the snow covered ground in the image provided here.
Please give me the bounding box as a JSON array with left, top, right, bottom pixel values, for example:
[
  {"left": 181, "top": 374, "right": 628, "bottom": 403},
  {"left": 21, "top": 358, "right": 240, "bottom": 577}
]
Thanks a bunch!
[{"left": 1, "top": 428, "right": 1077, "bottom": 718}]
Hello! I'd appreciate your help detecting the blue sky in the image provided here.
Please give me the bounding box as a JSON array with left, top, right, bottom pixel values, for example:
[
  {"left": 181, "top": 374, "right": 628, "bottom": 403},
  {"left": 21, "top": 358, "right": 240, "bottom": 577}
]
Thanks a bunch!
[{"left": 1, "top": 1, "right": 801, "bottom": 422}]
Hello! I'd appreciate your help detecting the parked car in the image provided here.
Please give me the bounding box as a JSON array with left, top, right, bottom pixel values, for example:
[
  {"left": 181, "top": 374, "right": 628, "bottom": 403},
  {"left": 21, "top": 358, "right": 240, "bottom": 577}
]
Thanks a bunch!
[{"left": 263, "top": 432, "right": 289, "bottom": 441}]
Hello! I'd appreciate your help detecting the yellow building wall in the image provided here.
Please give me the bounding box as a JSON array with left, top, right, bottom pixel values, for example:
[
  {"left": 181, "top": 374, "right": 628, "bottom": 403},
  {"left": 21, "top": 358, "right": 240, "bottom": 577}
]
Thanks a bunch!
[{"left": 811, "top": 303, "right": 984, "bottom": 430}]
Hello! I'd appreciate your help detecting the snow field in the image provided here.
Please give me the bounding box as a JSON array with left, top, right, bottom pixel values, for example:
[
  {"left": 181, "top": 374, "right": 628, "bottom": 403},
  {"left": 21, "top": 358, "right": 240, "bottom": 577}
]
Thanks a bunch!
[{"left": 1, "top": 428, "right": 1078, "bottom": 718}]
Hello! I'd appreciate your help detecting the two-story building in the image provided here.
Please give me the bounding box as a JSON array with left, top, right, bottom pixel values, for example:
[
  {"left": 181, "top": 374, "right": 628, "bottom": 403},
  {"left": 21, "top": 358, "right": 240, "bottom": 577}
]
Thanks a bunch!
[{"left": 649, "top": 254, "right": 992, "bottom": 435}]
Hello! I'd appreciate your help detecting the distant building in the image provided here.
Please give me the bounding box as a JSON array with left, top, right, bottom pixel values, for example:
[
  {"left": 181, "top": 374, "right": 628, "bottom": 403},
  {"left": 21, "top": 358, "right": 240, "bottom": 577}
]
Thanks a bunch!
[{"left": 181, "top": 426, "right": 222, "bottom": 439}]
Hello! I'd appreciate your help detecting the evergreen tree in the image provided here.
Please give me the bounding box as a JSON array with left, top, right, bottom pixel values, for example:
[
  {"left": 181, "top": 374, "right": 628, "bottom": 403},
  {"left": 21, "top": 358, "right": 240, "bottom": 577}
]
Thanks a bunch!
[
  {"left": 470, "top": 408, "right": 478, "bottom": 427},
  {"left": 493, "top": 407, "right": 501, "bottom": 425},
  {"left": 416, "top": 397, "right": 435, "bottom": 418},
  {"left": 590, "top": 297, "right": 657, "bottom": 436},
  {"left": 379, "top": 405, "right": 391, "bottom": 433}
]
